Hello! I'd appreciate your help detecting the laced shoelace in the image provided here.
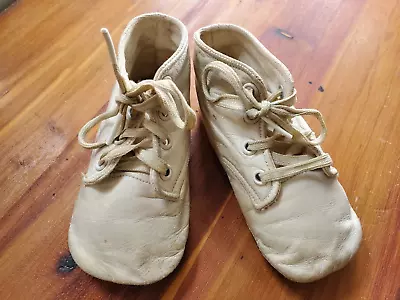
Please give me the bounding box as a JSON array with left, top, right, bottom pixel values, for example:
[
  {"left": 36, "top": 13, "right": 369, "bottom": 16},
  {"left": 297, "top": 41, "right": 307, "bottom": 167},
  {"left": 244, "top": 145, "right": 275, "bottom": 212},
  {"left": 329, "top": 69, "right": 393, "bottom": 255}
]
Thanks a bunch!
[
  {"left": 78, "top": 28, "right": 196, "bottom": 185},
  {"left": 202, "top": 61, "right": 337, "bottom": 184}
]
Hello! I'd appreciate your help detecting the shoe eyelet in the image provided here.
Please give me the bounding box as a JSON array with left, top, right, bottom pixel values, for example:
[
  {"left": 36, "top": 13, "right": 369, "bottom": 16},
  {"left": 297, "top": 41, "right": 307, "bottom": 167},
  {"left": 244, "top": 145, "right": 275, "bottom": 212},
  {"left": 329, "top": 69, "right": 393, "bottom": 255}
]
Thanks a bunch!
[
  {"left": 277, "top": 85, "right": 284, "bottom": 100},
  {"left": 127, "top": 107, "right": 133, "bottom": 119},
  {"left": 160, "top": 137, "right": 172, "bottom": 150},
  {"left": 243, "top": 141, "right": 256, "bottom": 156},
  {"left": 163, "top": 75, "right": 172, "bottom": 80},
  {"left": 114, "top": 137, "right": 126, "bottom": 145},
  {"left": 95, "top": 159, "right": 106, "bottom": 171},
  {"left": 160, "top": 167, "right": 172, "bottom": 180},
  {"left": 158, "top": 110, "right": 169, "bottom": 121},
  {"left": 254, "top": 171, "right": 264, "bottom": 185}
]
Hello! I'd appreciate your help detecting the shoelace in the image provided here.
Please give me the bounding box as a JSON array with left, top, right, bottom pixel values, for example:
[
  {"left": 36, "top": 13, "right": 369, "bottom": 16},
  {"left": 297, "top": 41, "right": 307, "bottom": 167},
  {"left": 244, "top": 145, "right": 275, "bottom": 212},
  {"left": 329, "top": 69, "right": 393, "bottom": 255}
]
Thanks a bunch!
[
  {"left": 78, "top": 28, "right": 196, "bottom": 185},
  {"left": 202, "top": 61, "right": 336, "bottom": 184}
]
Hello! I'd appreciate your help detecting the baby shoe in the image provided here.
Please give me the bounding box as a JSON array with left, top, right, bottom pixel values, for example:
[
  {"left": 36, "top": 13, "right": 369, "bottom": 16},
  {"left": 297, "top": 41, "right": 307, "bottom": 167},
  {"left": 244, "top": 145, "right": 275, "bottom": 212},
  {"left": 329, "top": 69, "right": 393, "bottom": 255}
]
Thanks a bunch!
[
  {"left": 69, "top": 13, "right": 196, "bottom": 285},
  {"left": 193, "top": 24, "right": 361, "bottom": 283}
]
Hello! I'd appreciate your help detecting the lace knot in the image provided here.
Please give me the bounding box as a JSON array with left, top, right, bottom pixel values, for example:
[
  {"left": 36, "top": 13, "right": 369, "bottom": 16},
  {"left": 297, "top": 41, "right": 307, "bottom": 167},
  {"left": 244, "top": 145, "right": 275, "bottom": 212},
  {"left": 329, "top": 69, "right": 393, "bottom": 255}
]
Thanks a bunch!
[
  {"left": 202, "top": 60, "right": 335, "bottom": 184},
  {"left": 246, "top": 100, "right": 273, "bottom": 120},
  {"left": 77, "top": 28, "right": 196, "bottom": 185},
  {"left": 259, "top": 100, "right": 271, "bottom": 115}
]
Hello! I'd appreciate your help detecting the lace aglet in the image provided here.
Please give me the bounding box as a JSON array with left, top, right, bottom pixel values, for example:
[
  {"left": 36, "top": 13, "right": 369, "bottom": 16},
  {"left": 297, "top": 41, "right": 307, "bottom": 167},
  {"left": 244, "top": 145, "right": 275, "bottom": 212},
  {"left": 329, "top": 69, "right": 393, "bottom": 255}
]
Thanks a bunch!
[{"left": 101, "top": 27, "right": 128, "bottom": 94}]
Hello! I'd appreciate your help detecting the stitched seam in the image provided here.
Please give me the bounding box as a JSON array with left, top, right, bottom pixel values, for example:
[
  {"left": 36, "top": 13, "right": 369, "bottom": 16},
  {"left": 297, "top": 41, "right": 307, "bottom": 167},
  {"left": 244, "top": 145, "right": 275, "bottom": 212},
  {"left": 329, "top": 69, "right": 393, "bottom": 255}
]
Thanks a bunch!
[
  {"left": 215, "top": 102, "right": 243, "bottom": 110},
  {"left": 109, "top": 173, "right": 151, "bottom": 184},
  {"left": 172, "top": 152, "right": 189, "bottom": 190},
  {"left": 261, "top": 151, "right": 279, "bottom": 205},
  {"left": 221, "top": 157, "right": 258, "bottom": 205}
]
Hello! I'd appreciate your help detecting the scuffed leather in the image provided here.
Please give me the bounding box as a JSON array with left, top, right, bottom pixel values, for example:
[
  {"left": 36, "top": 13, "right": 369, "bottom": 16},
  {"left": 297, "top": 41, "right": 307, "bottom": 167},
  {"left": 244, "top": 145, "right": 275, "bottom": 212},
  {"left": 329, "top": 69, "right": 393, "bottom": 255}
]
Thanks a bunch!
[
  {"left": 194, "top": 24, "right": 362, "bottom": 283},
  {"left": 69, "top": 175, "right": 189, "bottom": 284}
]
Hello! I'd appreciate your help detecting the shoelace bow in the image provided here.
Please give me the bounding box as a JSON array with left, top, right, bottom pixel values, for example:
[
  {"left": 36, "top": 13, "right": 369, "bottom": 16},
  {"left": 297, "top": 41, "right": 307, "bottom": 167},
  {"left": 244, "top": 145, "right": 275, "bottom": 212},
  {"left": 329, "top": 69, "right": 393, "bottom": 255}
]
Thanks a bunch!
[
  {"left": 202, "top": 61, "right": 337, "bottom": 184},
  {"left": 78, "top": 29, "right": 196, "bottom": 185}
]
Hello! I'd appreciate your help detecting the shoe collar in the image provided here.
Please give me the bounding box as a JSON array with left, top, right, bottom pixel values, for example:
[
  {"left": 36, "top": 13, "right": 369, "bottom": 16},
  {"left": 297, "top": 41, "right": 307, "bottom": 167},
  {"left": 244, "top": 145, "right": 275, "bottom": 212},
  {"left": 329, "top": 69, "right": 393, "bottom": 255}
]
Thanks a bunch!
[
  {"left": 116, "top": 13, "right": 189, "bottom": 90},
  {"left": 194, "top": 23, "right": 295, "bottom": 100}
]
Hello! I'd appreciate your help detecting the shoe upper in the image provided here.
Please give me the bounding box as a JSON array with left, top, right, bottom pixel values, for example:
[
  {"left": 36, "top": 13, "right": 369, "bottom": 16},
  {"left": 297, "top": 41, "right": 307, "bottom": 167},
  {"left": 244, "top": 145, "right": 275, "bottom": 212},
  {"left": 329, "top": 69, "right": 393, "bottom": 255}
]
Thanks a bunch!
[
  {"left": 194, "top": 24, "right": 362, "bottom": 283},
  {"left": 69, "top": 13, "right": 196, "bottom": 285}
]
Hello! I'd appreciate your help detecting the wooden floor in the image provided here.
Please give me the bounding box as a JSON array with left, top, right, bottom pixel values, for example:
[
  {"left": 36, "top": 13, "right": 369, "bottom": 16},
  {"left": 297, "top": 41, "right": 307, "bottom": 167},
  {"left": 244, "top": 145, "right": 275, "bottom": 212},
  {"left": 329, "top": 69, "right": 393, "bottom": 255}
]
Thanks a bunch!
[{"left": 0, "top": 0, "right": 399, "bottom": 299}]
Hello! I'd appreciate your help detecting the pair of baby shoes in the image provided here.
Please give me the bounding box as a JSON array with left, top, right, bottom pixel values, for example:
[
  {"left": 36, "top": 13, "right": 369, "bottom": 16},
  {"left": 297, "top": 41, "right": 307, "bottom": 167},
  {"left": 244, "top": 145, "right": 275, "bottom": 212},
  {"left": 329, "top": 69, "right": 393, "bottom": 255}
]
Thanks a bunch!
[{"left": 69, "top": 13, "right": 362, "bottom": 285}]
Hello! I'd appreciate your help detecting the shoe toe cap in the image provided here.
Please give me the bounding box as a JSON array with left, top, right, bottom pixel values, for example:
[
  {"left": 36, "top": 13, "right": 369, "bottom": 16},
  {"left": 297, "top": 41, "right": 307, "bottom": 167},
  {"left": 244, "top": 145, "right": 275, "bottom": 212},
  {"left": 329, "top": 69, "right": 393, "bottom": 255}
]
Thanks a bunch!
[
  {"left": 247, "top": 171, "right": 362, "bottom": 282},
  {"left": 256, "top": 207, "right": 362, "bottom": 283},
  {"left": 68, "top": 176, "right": 189, "bottom": 285},
  {"left": 68, "top": 225, "right": 187, "bottom": 285}
]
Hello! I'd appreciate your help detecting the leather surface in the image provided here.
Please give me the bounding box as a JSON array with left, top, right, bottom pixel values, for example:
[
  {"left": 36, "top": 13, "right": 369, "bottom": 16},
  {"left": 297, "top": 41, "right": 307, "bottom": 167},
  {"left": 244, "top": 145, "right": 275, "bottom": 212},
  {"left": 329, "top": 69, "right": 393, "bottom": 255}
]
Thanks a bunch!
[
  {"left": 194, "top": 24, "right": 362, "bottom": 283},
  {"left": 69, "top": 13, "right": 191, "bottom": 285}
]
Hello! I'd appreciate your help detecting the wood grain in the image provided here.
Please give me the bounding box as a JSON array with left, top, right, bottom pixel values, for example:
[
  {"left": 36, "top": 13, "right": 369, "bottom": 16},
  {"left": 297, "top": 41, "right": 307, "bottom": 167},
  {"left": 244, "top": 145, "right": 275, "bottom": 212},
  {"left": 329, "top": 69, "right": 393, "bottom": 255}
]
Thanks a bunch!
[{"left": 0, "top": 0, "right": 399, "bottom": 299}]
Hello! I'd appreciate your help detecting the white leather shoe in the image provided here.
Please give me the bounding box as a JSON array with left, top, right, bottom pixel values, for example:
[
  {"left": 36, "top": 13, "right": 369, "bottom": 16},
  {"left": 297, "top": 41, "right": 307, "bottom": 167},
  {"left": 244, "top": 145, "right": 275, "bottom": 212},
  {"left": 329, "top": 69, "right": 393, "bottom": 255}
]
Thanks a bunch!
[
  {"left": 194, "top": 24, "right": 362, "bottom": 283},
  {"left": 69, "top": 13, "right": 196, "bottom": 285}
]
